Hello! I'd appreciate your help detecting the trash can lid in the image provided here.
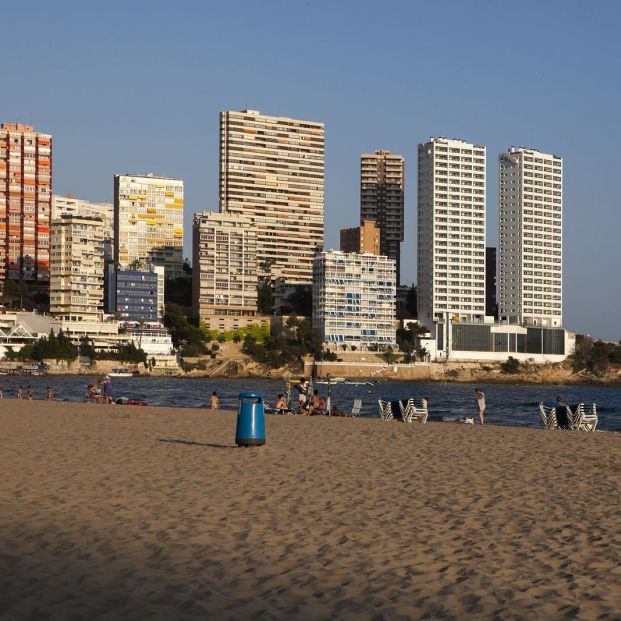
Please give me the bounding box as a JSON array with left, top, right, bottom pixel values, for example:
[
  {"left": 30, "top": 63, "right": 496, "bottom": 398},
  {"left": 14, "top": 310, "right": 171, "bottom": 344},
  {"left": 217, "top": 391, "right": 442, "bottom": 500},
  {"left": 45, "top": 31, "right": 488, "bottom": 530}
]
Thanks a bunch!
[{"left": 239, "top": 391, "right": 263, "bottom": 399}]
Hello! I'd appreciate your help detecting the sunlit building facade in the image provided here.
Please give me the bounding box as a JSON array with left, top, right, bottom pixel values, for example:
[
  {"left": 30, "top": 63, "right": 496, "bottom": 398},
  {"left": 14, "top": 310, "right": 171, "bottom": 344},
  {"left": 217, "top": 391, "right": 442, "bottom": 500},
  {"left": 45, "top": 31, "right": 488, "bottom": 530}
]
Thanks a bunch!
[
  {"left": 220, "top": 109, "right": 324, "bottom": 284},
  {"left": 0, "top": 123, "right": 52, "bottom": 286},
  {"left": 114, "top": 173, "right": 184, "bottom": 278}
]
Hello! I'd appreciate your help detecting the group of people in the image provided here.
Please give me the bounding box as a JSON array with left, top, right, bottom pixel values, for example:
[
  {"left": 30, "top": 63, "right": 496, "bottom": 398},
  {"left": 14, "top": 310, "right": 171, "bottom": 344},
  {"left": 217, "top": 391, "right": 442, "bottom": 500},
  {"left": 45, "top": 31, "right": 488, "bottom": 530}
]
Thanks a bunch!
[
  {"left": 86, "top": 377, "right": 114, "bottom": 404},
  {"left": 0, "top": 385, "right": 54, "bottom": 400},
  {"left": 291, "top": 378, "right": 328, "bottom": 415}
]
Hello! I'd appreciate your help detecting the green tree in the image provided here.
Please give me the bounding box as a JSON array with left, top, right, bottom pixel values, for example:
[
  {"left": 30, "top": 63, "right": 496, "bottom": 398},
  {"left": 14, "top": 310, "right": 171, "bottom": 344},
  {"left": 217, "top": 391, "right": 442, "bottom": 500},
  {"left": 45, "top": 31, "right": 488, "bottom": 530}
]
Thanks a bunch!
[
  {"left": 500, "top": 356, "right": 521, "bottom": 374},
  {"left": 165, "top": 276, "right": 192, "bottom": 307},
  {"left": 163, "top": 303, "right": 208, "bottom": 354},
  {"left": 2, "top": 280, "right": 29, "bottom": 308},
  {"left": 285, "top": 286, "right": 312, "bottom": 316},
  {"left": 79, "top": 336, "right": 97, "bottom": 360},
  {"left": 257, "top": 280, "right": 274, "bottom": 315},
  {"left": 378, "top": 346, "right": 400, "bottom": 365}
]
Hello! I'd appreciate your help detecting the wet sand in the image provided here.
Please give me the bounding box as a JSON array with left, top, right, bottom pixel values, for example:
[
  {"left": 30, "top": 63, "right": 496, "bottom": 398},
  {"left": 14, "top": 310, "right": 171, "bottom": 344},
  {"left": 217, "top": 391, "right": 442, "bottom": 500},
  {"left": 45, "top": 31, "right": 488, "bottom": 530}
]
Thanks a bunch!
[{"left": 1, "top": 400, "right": 620, "bottom": 620}]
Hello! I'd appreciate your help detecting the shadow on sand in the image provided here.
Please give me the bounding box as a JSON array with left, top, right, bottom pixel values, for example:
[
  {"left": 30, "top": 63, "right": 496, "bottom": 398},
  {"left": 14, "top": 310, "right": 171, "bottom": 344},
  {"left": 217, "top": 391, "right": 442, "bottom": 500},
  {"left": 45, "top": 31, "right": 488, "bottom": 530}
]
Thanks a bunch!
[{"left": 157, "top": 438, "right": 235, "bottom": 449}]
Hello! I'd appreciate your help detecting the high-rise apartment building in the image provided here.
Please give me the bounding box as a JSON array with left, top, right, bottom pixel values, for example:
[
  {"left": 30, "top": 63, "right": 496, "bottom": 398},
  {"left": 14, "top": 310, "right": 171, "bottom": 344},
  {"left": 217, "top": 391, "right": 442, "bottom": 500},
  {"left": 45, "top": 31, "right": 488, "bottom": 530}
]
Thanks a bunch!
[
  {"left": 417, "top": 138, "right": 486, "bottom": 327},
  {"left": 114, "top": 174, "right": 184, "bottom": 278},
  {"left": 220, "top": 109, "right": 324, "bottom": 285},
  {"left": 105, "top": 265, "right": 165, "bottom": 322},
  {"left": 360, "top": 150, "right": 404, "bottom": 283},
  {"left": 0, "top": 123, "right": 52, "bottom": 286},
  {"left": 312, "top": 250, "right": 396, "bottom": 349},
  {"left": 340, "top": 219, "right": 380, "bottom": 254},
  {"left": 53, "top": 194, "right": 114, "bottom": 262},
  {"left": 498, "top": 147, "right": 563, "bottom": 327},
  {"left": 192, "top": 212, "right": 259, "bottom": 331},
  {"left": 50, "top": 215, "right": 105, "bottom": 320}
]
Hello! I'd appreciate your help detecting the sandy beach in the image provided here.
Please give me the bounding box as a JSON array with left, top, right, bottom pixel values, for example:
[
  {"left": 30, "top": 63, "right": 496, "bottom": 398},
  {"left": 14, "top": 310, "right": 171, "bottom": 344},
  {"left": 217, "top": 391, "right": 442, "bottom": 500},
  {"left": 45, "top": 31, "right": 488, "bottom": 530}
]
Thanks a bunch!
[{"left": 1, "top": 401, "right": 620, "bottom": 620}]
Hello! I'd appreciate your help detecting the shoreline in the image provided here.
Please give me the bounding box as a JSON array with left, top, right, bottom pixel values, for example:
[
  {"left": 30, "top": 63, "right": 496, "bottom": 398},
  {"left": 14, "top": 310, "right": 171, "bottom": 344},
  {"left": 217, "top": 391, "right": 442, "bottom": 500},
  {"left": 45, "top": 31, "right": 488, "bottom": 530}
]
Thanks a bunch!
[{"left": 7, "top": 370, "right": 620, "bottom": 387}]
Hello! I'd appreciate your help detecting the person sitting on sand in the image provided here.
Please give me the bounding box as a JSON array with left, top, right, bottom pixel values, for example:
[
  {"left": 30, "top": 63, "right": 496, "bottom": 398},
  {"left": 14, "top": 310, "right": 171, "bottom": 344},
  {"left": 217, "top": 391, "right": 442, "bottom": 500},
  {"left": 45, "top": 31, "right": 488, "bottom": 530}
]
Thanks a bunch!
[
  {"left": 209, "top": 391, "right": 219, "bottom": 410},
  {"left": 309, "top": 389, "right": 321, "bottom": 415},
  {"left": 475, "top": 388, "right": 485, "bottom": 425},
  {"left": 275, "top": 393, "right": 288, "bottom": 414}
]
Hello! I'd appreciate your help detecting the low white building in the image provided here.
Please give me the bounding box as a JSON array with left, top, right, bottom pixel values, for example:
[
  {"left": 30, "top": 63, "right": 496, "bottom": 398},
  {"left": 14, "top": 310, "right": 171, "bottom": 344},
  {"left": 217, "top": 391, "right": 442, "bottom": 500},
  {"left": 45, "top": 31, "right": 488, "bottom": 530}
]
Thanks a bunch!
[
  {"left": 410, "top": 316, "right": 574, "bottom": 362},
  {"left": 313, "top": 250, "right": 396, "bottom": 350}
]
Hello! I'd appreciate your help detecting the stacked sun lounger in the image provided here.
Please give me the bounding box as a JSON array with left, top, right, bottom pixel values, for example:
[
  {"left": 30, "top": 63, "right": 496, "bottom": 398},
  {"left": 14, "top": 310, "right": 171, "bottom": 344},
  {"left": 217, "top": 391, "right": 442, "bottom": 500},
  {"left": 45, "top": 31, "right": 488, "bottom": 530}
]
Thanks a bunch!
[
  {"left": 538, "top": 402, "right": 598, "bottom": 431},
  {"left": 378, "top": 398, "right": 428, "bottom": 423}
]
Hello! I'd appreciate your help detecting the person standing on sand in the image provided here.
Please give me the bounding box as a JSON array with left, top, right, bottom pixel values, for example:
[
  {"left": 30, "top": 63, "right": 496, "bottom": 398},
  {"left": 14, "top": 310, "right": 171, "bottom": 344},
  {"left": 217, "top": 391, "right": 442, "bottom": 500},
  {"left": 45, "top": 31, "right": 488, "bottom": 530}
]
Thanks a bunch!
[
  {"left": 209, "top": 391, "right": 219, "bottom": 410},
  {"left": 475, "top": 388, "right": 485, "bottom": 424},
  {"left": 297, "top": 377, "right": 308, "bottom": 414},
  {"left": 27, "top": 386, "right": 33, "bottom": 400},
  {"left": 0, "top": 387, "right": 3, "bottom": 399},
  {"left": 47, "top": 386, "right": 54, "bottom": 401},
  {"left": 17, "top": 385, "right": 22, "bottom": 400},
  {"left": 102, "top": 377, "right": 113, "bottom": 404}
]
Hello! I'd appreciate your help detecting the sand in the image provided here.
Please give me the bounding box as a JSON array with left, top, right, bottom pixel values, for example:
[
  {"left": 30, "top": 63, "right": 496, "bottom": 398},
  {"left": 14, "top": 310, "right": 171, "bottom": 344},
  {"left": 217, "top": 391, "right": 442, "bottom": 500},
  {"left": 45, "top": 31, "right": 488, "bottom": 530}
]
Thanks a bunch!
[{"left": 1, "top": 401, "right": 620, "bottom": 621}]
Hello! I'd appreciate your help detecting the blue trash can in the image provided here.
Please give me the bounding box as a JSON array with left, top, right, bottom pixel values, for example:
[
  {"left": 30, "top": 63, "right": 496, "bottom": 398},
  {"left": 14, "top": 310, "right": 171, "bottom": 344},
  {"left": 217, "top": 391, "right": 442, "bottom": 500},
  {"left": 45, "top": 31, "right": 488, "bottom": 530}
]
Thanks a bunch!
[{"left": 235, "top": 391, "right": 266, "bottom": 446}]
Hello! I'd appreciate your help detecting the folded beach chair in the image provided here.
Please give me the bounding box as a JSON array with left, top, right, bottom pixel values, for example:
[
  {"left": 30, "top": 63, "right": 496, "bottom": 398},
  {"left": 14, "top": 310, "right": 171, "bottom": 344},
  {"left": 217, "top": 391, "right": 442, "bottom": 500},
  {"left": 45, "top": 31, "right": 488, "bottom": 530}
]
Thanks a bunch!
[
  {"left": 377, "top": 399, "right": 393, "bottom": 421},
  {"left": 351, "top": 399, "right": 362, "bottom": 417},
  {"left": 538, "top": 403, "right": 558, "bottom": 430},
  {"left": 566, "top": 403, "right": 598, "bottom": 432},
  {"left": 399, "top": 399, "right": 413, "bottom": 423},
  {"left": 410, "top": 400, "right": 429, "bottom": 424}
]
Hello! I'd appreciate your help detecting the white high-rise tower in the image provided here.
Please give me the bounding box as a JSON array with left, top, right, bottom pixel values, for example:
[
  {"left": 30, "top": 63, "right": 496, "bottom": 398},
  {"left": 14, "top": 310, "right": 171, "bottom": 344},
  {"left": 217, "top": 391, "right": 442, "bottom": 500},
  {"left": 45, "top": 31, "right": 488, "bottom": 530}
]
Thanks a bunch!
[
  {"left": 417, "top": 137, "right": 486, "bottom": 327},
  {"left": 498, "top": 147, "right": 563, "bottom": 327}
]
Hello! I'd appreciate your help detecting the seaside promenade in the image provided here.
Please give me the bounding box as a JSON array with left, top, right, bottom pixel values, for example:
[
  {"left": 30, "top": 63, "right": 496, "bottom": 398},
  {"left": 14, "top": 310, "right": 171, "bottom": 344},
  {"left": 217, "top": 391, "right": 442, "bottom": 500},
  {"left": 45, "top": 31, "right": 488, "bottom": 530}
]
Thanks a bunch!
[{"left": 1, "top": 401, "right": 620, "bottom": 620}]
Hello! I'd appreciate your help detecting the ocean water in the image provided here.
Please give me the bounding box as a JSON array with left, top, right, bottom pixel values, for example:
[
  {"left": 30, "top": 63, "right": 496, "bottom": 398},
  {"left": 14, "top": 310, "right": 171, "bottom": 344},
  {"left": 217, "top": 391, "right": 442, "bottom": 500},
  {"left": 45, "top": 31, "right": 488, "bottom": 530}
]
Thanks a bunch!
[{"left": 1, "top": 375, "right": 620, "bottom": 432}]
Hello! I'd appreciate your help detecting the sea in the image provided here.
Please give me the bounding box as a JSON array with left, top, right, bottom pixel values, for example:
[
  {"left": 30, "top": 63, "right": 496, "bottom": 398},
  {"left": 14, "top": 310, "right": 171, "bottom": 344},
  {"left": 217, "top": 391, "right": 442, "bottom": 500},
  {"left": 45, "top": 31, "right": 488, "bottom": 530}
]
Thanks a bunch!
[{"left": 2, "top": 375, "right": 620, "bottom": 432}]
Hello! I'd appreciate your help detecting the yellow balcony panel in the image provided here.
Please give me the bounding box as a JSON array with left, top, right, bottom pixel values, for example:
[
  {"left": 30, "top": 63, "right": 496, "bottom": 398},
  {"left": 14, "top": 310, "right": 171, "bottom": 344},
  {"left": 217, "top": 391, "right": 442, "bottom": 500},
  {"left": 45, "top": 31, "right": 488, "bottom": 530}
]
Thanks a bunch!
[
  {"left": 155, "top": 183, "right": 165, "bottom": 188},
  {"left": 165, "top": 191, "right": 174, "bottom": 196},
  {"left": 128, "top": 194, "right": 138, "bottom": 200},
  {"left": 138, "top": 213, "right": 149, "bottom": 218},
  {"left": 174, "top": 198, "right": 184, "bottom": 204}
]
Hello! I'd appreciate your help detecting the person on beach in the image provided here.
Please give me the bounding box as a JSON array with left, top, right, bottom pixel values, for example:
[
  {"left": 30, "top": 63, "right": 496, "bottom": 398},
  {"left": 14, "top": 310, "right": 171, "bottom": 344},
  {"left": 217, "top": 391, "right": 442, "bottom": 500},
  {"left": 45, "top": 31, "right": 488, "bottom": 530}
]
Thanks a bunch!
[
  {"left": 27, "top": 386, "right": 33, "bottom": 400},
  {"left": 475, "top": 388, "right": 485, "bottom": 424},
  {"left": 422, "top": 396, "right": 429, "bottom": 412},
  {"left": 209, "top": 391, "right": 219, "bottom": 410},
  {"left": 47, "top": 386, "right": 54, "bottom": 401},
  {"left": 308, "top": 389, "right": 321, "bottom": 415},
  {"left": 0, "top": 387, "right": 3, "bottom": 399},
  {"left": 17, "top": 385, "right": 22, "bottom": 400},
  {"left": 102, "top": 377, "right": 113, "bottom": 404},
  {"left": 275, "top": 393, "right": 288, "bottom": 414},
  {"left": 297, "top": 377, "right": 308, "bottom": 414}
]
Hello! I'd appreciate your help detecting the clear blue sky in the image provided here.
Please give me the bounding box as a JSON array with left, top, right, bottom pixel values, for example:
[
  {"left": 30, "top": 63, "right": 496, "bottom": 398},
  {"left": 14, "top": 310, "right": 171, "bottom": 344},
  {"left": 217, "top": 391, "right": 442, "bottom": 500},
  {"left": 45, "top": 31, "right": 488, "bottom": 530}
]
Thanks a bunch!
[{"left": 2, "top": 0, "right": 620, "bottom": 339}]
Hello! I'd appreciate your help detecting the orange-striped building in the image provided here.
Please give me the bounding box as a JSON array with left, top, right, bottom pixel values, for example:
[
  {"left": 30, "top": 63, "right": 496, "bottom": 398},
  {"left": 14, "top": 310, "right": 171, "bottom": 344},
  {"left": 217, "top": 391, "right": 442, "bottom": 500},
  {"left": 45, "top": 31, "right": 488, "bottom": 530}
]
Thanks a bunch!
[{"left": 0, "top": 123, "right": 52, "bottom": 286}]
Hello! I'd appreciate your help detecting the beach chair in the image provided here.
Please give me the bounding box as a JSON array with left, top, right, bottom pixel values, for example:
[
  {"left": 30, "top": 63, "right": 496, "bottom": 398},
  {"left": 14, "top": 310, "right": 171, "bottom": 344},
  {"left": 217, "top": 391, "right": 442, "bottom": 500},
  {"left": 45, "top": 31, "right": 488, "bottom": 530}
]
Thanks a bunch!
[
  {"left": 399, "top": 399, "right": 413, "bottom": 423},
  {"left": 538, "top": 403, "right": 558, "bottom": 430},
  {"left": 351, "top": 399, "right": 362, "bottom": 417},
  {"left": 377, "top": 399, "right": 393, "bottom": 421},
  {"left": 567, "top": 403, "right": 598, "bottom": 432},
  {"left": 410, "top": 400, "right": 429, "bottom": 424}
]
